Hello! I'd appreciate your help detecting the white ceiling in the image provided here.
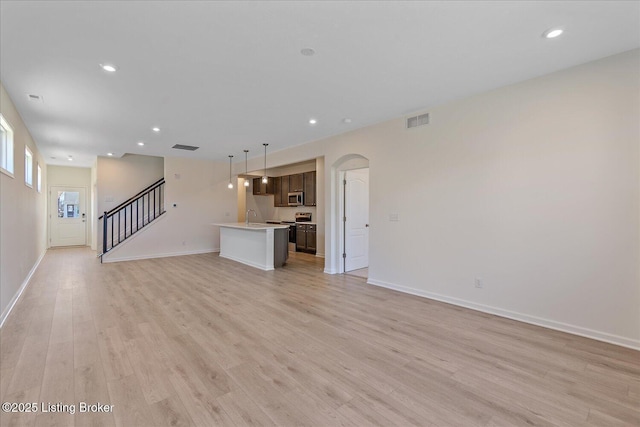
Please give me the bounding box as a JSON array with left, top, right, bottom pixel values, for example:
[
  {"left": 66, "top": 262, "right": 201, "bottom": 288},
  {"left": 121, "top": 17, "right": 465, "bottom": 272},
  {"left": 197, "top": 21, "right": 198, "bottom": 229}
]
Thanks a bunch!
[{"left": 1, "top": 1, "right": 638, "bottom": 168}]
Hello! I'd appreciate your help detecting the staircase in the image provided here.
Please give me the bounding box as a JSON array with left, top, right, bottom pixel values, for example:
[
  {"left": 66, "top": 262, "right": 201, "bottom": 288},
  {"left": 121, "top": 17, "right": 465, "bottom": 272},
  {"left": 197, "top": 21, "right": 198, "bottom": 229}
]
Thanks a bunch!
[{"left": 98, "top": 178, "right": 165, "bottom": 262}]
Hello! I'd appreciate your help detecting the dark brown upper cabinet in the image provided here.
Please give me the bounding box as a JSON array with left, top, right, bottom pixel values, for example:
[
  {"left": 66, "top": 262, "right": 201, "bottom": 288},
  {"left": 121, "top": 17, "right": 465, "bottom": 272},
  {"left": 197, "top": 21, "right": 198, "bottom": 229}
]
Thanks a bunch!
[
  {"left": 303, "top": 171, "right": 316, "bottom": 206},
  {"left": 252, "top": 177, "right": 274, "bottom": 195},
  {"left": 289, "top": 173, "right": 304, "bottom": 192},
  {"left": 273, "top": 176, "right": 282, "bottom": 206}
]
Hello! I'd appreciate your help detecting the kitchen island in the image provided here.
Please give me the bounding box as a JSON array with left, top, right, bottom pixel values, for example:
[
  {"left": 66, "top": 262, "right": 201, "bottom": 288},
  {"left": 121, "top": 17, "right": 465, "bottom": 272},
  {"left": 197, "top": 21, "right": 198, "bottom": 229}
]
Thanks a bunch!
[{"left": 213, "top": 223, "right": 290, "bottom": 271}]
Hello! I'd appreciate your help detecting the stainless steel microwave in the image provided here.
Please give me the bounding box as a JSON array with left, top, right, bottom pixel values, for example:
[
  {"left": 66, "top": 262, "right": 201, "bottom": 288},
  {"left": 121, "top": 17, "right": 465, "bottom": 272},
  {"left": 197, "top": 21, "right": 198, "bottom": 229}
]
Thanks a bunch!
[{"left": 288, "top": 192, "right": 304, "bottom": 206}]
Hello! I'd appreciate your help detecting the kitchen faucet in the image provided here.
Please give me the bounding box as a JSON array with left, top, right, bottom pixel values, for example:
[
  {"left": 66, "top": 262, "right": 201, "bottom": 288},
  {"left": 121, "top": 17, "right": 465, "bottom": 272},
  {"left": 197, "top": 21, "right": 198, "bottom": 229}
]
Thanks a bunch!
[{"left": 245, "top": 209, "right": 257, "bottom": 224}]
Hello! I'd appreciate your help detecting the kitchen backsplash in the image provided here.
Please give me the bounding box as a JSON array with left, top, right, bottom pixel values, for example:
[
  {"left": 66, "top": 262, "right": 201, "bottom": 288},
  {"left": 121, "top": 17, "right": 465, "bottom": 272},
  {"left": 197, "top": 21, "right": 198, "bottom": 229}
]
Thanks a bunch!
[{"left": 273, "top": 206, "right": 317, "bottom": 222}]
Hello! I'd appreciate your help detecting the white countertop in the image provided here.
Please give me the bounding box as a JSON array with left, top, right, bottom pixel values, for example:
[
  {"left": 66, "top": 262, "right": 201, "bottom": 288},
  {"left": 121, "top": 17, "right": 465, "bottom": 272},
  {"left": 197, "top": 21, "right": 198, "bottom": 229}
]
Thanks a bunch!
[
  {"left": 213, "top": 222, "right": 291, "bottom": 230},
  {"left": 268, "top": 221, "right": 316, "bottom": 225}
]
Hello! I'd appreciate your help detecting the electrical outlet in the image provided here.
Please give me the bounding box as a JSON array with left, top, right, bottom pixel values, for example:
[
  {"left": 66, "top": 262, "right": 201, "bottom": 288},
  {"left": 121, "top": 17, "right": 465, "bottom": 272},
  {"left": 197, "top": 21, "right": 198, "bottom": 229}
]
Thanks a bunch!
[
  {"left": 474, "top": 278, "right": 484, "bottom": 289},
  {"left": 389, "top": 213, "right": 399, "bottom": 221}
]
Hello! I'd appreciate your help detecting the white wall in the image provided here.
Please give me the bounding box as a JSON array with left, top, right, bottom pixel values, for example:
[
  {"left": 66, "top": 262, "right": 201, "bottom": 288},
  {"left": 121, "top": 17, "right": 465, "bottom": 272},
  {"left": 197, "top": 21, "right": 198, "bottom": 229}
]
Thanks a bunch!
[
  {"left": 91, "top": 160, "right": 97, "bottom": 250},
  {"left": 238, "top": 49, "right": 640, "bottom": 348},
  {"left": 102, "top": 156, "right": 237, "bottom": 262},
  {"left": 0, "top": 83, "right": 47, "bottom": 325},
  {"left": 364, "top": 50, "right": 639, "bottom": 348},
  {"left": 47, "top": 165, "right": 92, "bottom": 247},
  {"left": 96, "top": 153, "right": 164, "bottom": 215}
]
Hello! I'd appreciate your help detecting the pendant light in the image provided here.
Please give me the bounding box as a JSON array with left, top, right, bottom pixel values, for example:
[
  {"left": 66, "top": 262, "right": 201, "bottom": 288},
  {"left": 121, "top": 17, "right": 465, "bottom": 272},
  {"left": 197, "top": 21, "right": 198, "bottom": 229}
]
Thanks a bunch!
[
  {"left": 227, "top": 155, "right": 234, "bottom": 189},
  {"left": 261, "top": 143, "right": 269, "bottom": 184},
  {"left": 243, "top": 150, "right": 250, "bottom": 187}
]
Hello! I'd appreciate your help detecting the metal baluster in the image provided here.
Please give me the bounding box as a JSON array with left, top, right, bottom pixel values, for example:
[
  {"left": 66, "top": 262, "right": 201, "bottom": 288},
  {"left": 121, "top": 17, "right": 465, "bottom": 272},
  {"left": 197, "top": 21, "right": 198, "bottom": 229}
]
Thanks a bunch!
[
  {"left": 153, "top": 187, "right": 156, "bottom": 219},
  {"left": 103, "top": 212, "right": 107, "bottom": 254}
]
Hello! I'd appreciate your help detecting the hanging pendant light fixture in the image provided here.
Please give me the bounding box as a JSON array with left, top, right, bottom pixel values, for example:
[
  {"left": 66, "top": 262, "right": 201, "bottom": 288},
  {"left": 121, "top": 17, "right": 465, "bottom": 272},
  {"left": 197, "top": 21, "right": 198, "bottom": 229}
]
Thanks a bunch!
[
  {"left": 243, "top": 149, "right": 250, "bottom": 187},
  {"left": 261, "top": 143, "right": 269, "bottom": 184},
  {"left": 227, "top": 155, "right": 234, "bottom": 189}
]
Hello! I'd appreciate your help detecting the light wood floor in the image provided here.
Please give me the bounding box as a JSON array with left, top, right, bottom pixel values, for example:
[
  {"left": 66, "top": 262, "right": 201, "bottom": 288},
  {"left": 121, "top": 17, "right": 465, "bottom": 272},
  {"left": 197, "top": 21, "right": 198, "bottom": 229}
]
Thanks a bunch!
[
  {"left": 1, "top": 247, "right": 638, "bottom": 426},
  {"left": 345, "top": 268, "right": 368, "bottom": 279}
]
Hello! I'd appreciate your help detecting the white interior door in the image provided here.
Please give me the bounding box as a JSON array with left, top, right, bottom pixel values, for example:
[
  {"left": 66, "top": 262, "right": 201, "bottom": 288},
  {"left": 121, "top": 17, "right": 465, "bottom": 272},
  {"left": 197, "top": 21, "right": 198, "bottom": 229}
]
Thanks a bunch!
[
  {"left": 344, "top": 168, "right": 369, "bottom": 272},
  {"left": 50, "top": 186, "right": 87, "bottom": 247}
]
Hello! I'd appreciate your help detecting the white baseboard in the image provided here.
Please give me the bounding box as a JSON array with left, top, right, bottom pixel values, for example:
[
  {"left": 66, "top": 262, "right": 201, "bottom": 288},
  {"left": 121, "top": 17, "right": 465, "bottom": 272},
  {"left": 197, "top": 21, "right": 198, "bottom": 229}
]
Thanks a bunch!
[
  {"left": 315, "top": 252, "right": 325, "bottom": 258},
  {"left": 103, "top": 248, "right": 219, "bottom": 263},
  {"left": 0, "top": 250, "right": 46, "bottom": 329},
  {"left": 367, "top": 278, "right": 640, "bottom": 351},
  {"left": 218, "top": 253, "right": 274, "bottom": 271},
  {"left": 324, "top": 268, "right": 338, "bottom": 274}
]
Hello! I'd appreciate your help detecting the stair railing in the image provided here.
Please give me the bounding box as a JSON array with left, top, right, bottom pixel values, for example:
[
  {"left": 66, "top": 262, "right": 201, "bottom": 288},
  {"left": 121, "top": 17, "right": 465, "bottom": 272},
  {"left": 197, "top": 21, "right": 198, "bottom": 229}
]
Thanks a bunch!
[{"left": 99, "top": 178, "right": 165, "bottom": 262}]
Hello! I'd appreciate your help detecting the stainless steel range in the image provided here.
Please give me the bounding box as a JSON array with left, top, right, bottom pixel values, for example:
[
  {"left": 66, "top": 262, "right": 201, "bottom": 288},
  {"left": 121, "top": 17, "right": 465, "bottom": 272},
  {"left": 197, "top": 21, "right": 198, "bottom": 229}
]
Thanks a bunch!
[
  {"left": 266, "top": 213, "right": 311, "bottom": 250},
  {"left": 294, "top": 212, "right": 312, "bottom": 223}
]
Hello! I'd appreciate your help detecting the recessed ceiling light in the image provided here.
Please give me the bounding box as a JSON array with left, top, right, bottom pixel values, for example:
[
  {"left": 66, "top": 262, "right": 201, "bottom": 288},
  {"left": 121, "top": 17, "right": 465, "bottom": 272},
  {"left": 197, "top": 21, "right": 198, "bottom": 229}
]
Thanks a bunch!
[
  {"left": 137, "top": 141, "right": 145, "bottom": 146},
  {"left": 152, "top": 127, "right": 160, "bottom": 132},
  {"left": 543, "top": 28, "right": 564, "bottom": 39},
  {"left": 309, "top": 118, "right": 317, "bottom": 125},
  {"left": 301, "top": 48, "right": 315, "bottom": 56},
  {"left": 100, "top": 63, "right": 118, "bottom": 72},
  {"left": 107, "top": 152, "right": 113, "bottom": 156},
  {"left": 342, "top": 118, "right": 352, "bottom": 124},
  {"left": 67, "top": 156, "right": 73, "bottom": 161}
]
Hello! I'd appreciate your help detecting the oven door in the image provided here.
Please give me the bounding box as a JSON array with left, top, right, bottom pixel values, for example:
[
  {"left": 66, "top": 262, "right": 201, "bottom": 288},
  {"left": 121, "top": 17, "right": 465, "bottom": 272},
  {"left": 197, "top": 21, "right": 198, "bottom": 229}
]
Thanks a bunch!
[{"left": 289, "top": 225, "right": 296, "bottom": 243}]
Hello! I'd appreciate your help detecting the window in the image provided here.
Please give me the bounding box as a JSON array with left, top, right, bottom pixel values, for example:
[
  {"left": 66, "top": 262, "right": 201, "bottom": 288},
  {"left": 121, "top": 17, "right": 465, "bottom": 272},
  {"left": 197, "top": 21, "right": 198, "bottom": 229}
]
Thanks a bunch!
[
  {"left": 0, "top": 114, "right": 14, "bottom": 176},
  {"left": 37, "top": 164, "right": 42, "bottom": 193},
  {"left": 57, "top": 191, "right": 80, "bottom": 218},
  {"left": 25, "top": 146, "right": 33, "bottom": 187}
]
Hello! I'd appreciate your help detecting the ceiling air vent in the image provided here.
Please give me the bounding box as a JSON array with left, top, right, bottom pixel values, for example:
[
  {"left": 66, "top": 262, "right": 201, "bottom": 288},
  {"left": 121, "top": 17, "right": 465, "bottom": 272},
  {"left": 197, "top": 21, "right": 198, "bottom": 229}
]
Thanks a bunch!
[
  {"left": 27, "top": 94, "right": 43, "bottom": 103},
  {"left": 172, "top": 144, "right": 200, "bottom": 151},
  {"left": 406, "top": 113, "right": 429, "bottom": 129}
]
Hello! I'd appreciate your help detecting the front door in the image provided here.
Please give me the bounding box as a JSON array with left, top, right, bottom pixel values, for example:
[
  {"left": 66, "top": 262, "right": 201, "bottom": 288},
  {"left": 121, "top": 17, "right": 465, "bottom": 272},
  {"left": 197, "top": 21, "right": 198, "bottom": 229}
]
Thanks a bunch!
[
  {"left": 344, "top": 168, "right": 369, "bottom": 272},
  {"left": 50, "top": 186, "right": 87, "bottom": 247}
]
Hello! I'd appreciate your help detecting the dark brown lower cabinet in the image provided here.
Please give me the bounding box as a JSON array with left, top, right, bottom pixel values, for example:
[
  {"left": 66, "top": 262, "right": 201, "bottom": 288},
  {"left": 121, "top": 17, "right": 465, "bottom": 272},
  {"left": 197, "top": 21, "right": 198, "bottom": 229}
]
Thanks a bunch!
[{"left": 296, "top": 224, "right": 316, "bottom": 254}]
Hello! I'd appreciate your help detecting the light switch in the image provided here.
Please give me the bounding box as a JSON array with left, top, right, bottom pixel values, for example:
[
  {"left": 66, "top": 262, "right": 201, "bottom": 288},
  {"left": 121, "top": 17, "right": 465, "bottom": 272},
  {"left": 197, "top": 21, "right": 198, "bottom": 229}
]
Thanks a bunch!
[{"left": 389, "top": 213, "right": 399, "bottom": 221}]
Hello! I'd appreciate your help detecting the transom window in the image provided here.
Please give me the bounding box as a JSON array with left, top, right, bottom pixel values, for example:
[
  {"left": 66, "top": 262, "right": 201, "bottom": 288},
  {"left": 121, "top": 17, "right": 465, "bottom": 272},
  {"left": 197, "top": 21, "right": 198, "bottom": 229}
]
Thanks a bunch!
[
  {"left": 37, "top": 164, "right": 42, "bottom": 193},
  {"left": 0, "top": 114, "right": 14, "bottom": 176},
  {"left": 25, "top": 146, "right": 33, "bottom": 187}
]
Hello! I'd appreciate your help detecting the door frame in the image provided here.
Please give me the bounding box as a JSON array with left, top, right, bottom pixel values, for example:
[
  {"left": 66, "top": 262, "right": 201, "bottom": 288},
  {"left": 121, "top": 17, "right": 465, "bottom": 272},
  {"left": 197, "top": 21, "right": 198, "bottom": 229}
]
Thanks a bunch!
[
  {"left": 332, "top": 154, "right": 370, "bottom": 274},
  {"left": 49, "top": 185, "right": 88, "bottom": 247},
  {"left": 342, "top": 168, "right": 369, "bottom": 273}
]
